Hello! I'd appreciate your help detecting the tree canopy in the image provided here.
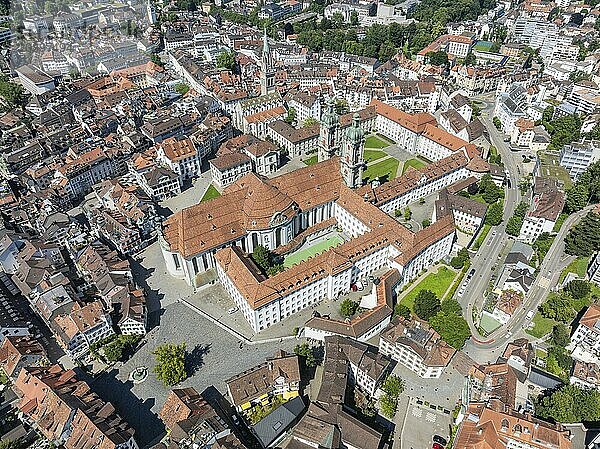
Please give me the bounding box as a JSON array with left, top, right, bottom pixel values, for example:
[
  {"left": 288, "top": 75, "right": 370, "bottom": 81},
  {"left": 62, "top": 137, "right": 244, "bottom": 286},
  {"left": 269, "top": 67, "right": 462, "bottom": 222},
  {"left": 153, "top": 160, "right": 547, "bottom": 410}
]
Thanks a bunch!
[
  {"left": 413, "top": 290, "right": 441, "bottom": 320},
  {"left": 565, "top": 212, "right": 600, "bottom": 256},
  {"left": 429, "top": 311, "right": 471, "bottom": 349},
  {"left": 340, "top": 299, "right": 359, "bottom": 317},
  {"left": 536, "top": 385, "right": 600, "bottom": 423},
  {"left": 216, "top": 50, "right": 236, "bottom": 70},
  {"left": 153, "top": 343, "right": 187, "bottom": 387}
]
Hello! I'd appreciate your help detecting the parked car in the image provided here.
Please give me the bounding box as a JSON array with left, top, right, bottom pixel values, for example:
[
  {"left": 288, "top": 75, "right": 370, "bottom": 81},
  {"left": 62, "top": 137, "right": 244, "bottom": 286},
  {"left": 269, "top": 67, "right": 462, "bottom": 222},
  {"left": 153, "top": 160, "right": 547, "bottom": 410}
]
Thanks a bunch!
[
  {"left": 526, "top": 310, "right": 534, "bottom": 320},
  {"left": 227, "top": 307, "right": 239, "bottom": 314},
  {"left": 433, "top": 435, "right": 448, "bottom": 446},
  {"left": 432, "top": 443, "right": 444, "bottom": 449}
]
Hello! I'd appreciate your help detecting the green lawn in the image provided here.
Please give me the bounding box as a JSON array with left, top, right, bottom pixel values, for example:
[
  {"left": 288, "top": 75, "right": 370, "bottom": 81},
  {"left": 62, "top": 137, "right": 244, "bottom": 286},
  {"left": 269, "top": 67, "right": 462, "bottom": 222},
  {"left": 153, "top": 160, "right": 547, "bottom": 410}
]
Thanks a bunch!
[
  {"left": 284, "top": 235, "right": 344, "bottom": 268},
  {"left": 364, "top": 149, "right": 387, "bottom": 163},
  {"left": 539, "top": 152, "right": 573, "bottom": 189},
  {"left": 552, "top": 213, "right": 569, "bottom": 232},
  {"left": 526, "top": 312, "right": 556, "bottom": 339},
  {"left": 559, "top": 256, "right": 590, "bottom": 283},
  {"left": 303, "top": 155, "right": 318, "bottom": 166},
  {"left": 363, "top": 157, "right": 400, "bottom": 183},
  {"left": 365, "top": 135, "right": 391, "bottom": 149},
  {"left": 400, "top": 266, "right": 457, "bottom": 310},
  {"left": 201, "top": 184, "right": 220, "bottom": 202},
  {"left": 401, "top": 158, "right": 427, "bottom": 174},
  {"left": 471, "top": 224, "right": 491, "bottom": 250}
]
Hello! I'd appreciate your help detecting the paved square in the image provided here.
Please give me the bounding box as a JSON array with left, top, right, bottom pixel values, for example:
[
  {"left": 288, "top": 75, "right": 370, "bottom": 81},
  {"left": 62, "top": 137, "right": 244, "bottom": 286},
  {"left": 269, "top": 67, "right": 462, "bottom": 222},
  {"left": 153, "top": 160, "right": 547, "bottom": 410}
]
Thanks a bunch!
[{"left": 400, "top": 400, "right": 451, "bottom": 449}]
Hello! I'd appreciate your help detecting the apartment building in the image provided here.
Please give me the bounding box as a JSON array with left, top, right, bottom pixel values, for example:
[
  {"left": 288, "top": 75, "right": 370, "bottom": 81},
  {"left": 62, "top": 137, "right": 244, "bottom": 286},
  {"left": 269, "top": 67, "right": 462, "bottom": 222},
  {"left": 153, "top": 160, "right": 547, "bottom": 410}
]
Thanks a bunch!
[
  {"left": 53, "top": 300, "right": 114, "bottom": 359},
  {"left": 156, "top": 137, "right": 201, "bottom": 181},
  {"left": 569, "top": 304, "right": 600, "bottom": 364},
  {"left": 14, "top": 365, "right": 138, "bottom": 449},
  {"left": 226, "top": 351, "right": 300, "bottom": 413},
  {"left": 560, "top": 139, "right": 600, "bottom": 180},
  {"left": 379, "top": 317, "right": 456, "bottom": 378},
  {"left": 454, "top": 402, "right": 572, "bottom": 449},
  {"left": 518, "top": 178, "right": 565, "bottom": 243}
]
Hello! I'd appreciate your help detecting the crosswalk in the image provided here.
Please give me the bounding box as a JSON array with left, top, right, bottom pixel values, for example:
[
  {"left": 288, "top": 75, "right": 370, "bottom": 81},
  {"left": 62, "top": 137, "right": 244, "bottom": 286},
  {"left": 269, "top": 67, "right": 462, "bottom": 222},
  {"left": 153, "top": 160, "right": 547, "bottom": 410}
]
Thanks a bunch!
[{"left": 411, "top": 406, "right": 437, "bottom": 423}]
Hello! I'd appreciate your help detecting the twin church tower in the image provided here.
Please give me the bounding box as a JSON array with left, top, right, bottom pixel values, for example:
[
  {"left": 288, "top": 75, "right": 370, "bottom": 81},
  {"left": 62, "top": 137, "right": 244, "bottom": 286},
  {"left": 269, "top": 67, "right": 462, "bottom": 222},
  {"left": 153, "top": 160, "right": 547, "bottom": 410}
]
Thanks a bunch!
[
  {"left": 318, "top": 99, "right": 365, "bottom": 189},
  {"left": 260, "top": 30, "right": 365, "bottom": 189}
]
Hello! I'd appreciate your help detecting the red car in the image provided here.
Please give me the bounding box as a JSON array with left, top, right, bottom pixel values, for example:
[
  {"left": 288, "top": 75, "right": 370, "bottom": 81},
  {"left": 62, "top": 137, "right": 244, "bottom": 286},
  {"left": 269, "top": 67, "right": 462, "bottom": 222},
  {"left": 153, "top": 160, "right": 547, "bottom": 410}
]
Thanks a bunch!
[{"left": 432, "top": 443, "right": 444, "bottom": 449}]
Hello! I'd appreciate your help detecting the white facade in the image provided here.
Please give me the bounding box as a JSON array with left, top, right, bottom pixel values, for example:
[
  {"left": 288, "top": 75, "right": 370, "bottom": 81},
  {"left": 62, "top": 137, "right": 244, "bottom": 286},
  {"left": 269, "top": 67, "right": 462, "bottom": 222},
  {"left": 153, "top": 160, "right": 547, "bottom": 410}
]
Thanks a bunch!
[
  {"left": 379, "top": 337, "right": 445, "bottom": 378},
  {"left": 560, "top": 140, "right": 600, "bottom": 180}
]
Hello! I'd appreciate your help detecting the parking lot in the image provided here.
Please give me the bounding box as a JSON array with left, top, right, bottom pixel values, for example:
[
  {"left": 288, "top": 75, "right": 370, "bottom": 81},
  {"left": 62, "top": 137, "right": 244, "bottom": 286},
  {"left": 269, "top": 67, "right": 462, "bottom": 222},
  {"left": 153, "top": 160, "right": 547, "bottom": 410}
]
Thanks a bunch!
[
  {"left": 400, "top": 398, "right": 452, "bottom": 449},
  {"left": 391, "top": 362, "right": 464, "bottom": 412}
]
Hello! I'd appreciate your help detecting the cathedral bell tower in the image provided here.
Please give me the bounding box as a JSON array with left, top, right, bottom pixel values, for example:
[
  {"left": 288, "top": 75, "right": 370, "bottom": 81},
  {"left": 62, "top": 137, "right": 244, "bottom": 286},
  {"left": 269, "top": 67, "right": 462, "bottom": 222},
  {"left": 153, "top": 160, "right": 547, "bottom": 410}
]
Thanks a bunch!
[
  {"left": 260, "top": 28, "right": 275, "bottom": 96},
  {"left": 318, "top": 97, "right": 340, "bottom": 162},
  {"left": 340, "top": 113, "right": 365, "bottom": 189}
]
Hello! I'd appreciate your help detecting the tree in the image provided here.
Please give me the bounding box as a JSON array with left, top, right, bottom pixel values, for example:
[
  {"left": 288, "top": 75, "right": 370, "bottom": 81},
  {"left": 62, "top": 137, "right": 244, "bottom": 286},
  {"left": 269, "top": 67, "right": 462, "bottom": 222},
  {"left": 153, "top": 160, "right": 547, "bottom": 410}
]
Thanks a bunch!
[
  {"left": 252, "top": 245, "right": 272, "bottom": 272},
  {"left": 565, "top": 279, "right": 591, "bottom": 299},
  {"left": 303, "top": 117, "right": 318, "bottom": 127},
  {"left": 493, "top": 117, "right": 502, "bottom": 130},
  {"left": 174, "top": 83, "right": 190, "bottom": 95},
  {"left": 551, "top": 324, "right": 571, "bottom": 347},
  {"left": 441, "top": 299, "right": 462, "bottom": 315},
  {"left": 0, "top": 74, "right": 28, "bottom": 110},
  {"left": 479, "top": 174, "right": 503, "bottom": 204},
  {"left": 565, "top": 213, "right": 600, "bottom": 256},
  {"left": 413, "top": 290, "right": 441, "bottom": 320},
  {"left": 565, "top": 183, "right": 589, "bottom": 213},
  {"left": 103, "top": 335, "right": 140, "bottom": 362},
  {"left": 150, "top": 53, "right": 164, "bottom": 67},
  {"left": 422, "top": 219, "right": 431, "bottom": 228},
  {"left": 0, "top": 441, "right": 23, "bottom": 449},
  {"left": 450, "top": 248, "right": 470, "bottom": 269},
  {"left": 285, "top": 107, "right": 296, "bottom": 124},
  {"left": 294, "top": 343, "right": 317, "bottom": 367},
  {"left": 335, "top": 99, "right": 349, "bottom": 115},
  {"left": 539, "top": 292, "right": 576, "bottom": 323},
  {"left": 382, "top": 375, "right": 404, "bottom": 397},
  {"left": 340, "top": 298, "right": 359, "bottom": 317},
  {"left": 380, "top": 392, "right": 398, "bottom": 418},
  {"left": 533, "top": 232, "right": 554, "bottom": 262},
  {"left": 536, "top": 385, "right": 600, "bottom": 423},
  {"left": 350, "top": 10, "right": 359, "bottom": 26},
  {"left": 426, "top": 50, "right": 448, "bottom": 66},
  {"left": 153, "top": 343, "right": 187, "bottom": 387},
  {"left": 506, "top": 202, "right": 529, "bottom": 237},
  {"left": 463, "top": 51, "right": 476, "bottom": 66},
  {"left": 394, "top": 303, "right": 411, "bottom": 319},
  {"left": 485, "top": 202, "right": 503, "bottom": 226},
  {"left": 429, "top": 311, "right": 471, "bottom": 349},
  {"left": 216, "top": 50, "right": 236, "bottom": 70},
  {"left": 404, "top": 207, "right": 412, "bottom": 221}
]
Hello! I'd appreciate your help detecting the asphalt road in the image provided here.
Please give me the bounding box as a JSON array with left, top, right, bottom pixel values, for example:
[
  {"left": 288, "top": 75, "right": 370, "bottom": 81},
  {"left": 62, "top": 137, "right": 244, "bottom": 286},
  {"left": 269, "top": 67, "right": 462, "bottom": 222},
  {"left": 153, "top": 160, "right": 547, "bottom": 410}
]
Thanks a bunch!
[
  {"left": 459, "top": 94, "right": 589, "bottom": 361},
  {"left": 456, "top": 94, "right": 522, "bottom": 339}
]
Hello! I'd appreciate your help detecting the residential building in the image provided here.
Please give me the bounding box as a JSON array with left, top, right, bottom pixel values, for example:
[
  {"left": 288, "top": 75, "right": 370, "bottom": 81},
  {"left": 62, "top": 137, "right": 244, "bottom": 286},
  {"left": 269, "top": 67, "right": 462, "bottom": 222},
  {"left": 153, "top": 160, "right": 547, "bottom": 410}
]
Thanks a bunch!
[
  {"left": 156, "top": 137, "right": 201, "bottom": 181},
  {"left": 118, "top": 290, "right": 147, "bottom": 335},
  {"left": 14, "top": 365, "right": 138, "bottom": 449},
  {"left": 52, "top": 300, "right": 114, "bottom": 359},
  {"left": 15, "top": 65, "right": 56, "bottom": 95},
  {"left": 267, "top": 120, "right": 319, "bottom": 158},
  {"left": 226, "top": 350, "right": 300, "bottom": 413},
  {"left": 491, "top": 289, "right": 524, "bottom": 325},
  {"left": 518, "top": 177, "right": 565, "bottom": 243},
  {"left": 588, "top": 252, "right": 600, "bottom": 286},
  {"left": 434, "top": 188, "right": 487, "bottom": 235},
  {"left": 560, "top": 139, "right": 600, "bottom": 180},
  {"left": 570, "top": 360, "right": 600, "bottom": 390},
  {"left": 159, "top": 387, "right": 233, "bottom": 447},
  {"left": 285, "top": 91, "right": 321, "bottom": 124},
  {"left": 0, "top": 336, "right": 48, "bottom": 379},
  {"left": 210, "top": 153, "right": 253, "bottom": 188},
  {"left": 379, "top": 316, "right": 456, "bottom": 378},
  {"left": 569, "top": 304, "right": 600, "bottom": 364},
  {"left": 454, "top": 402, "right": 572, "bottom": 449}
]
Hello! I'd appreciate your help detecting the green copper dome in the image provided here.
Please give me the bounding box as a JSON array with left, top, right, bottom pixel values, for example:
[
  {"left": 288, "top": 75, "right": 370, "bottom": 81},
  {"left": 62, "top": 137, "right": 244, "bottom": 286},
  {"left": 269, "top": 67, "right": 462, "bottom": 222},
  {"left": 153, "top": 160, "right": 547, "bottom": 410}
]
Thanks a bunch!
[
  {"left": 345, "top": 113, "right": 364, "bottom": 143},
  {"left": 321, "top": 98, "right": 339, "bottom": 128}
]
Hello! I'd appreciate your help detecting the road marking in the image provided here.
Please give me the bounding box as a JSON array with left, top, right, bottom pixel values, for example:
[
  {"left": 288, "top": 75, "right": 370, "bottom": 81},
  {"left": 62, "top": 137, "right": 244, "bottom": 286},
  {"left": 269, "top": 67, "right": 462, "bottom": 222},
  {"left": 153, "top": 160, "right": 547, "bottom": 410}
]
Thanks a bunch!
[
  {"left": 412, "top": 408, "right": 423, "bottom": 418},
  {"left": 426, "top": 412, "right": 436, "bottom": 423}
]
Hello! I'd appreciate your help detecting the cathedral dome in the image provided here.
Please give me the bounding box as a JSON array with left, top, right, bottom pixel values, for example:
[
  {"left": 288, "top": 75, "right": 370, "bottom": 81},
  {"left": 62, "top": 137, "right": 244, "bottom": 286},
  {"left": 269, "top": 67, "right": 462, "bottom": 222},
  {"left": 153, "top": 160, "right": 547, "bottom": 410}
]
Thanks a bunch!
[{"left": 345, "top": 113, "right": 364, "bottom": 143}]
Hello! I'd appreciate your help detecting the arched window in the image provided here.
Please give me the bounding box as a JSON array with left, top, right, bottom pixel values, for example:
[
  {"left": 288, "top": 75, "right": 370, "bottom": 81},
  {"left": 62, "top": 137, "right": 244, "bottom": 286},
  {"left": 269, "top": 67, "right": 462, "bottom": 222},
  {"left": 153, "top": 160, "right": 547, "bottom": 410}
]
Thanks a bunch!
[{"left": 501, "top": 419, "right": 509, "bottom": 430}]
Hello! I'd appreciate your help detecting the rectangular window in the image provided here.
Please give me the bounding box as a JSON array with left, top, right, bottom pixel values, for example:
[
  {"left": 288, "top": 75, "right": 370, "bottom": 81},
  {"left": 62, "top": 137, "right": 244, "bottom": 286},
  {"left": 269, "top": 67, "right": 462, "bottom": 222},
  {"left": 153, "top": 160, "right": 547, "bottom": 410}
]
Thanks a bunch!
[
  {"left": 173, "top": 254, "right": 181, "bottom": 269},
  {"left": 192, "top": 257, "right": 199, "bottom": 274}
]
